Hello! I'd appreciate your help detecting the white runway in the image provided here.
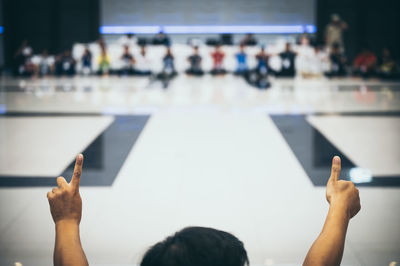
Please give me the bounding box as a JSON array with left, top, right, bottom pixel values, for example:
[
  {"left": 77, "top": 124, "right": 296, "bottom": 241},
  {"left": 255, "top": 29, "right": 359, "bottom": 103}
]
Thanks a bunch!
[{"left": 0, "top": 76, "right": 399, "bottom": 266}]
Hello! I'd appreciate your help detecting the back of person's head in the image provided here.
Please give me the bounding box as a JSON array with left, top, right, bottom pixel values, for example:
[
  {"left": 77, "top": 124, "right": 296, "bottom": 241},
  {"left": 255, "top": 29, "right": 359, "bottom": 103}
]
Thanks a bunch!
[{"left": 140, "top": 226, "right": 249, "bottom": 266}]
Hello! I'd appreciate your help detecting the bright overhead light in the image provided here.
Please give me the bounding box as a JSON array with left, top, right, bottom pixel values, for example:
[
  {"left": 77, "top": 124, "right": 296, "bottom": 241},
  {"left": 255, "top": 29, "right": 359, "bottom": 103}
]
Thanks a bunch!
[{"left": 349, "top": 167, "right": 373, "bottom": 183}]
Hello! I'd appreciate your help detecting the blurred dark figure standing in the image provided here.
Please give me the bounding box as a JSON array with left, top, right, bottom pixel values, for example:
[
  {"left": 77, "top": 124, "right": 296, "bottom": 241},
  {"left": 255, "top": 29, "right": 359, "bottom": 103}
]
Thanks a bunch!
[
  {"left": 186, "top": 46, "right": 204, "bottom": 76},
  {"left": 277, "top": 43, "right": 296, "bottom": 77},
  {"left": 325, "top": 14, "right": 348, "bottom": 52},
  {"left": 377, "top": 48, "right": 399, "bottom": 79},
  {"left": 152, "top": 31, "right": 170, "bottom": 46},
  {"left": 120, "top": 45, "right": 135, "bottom": 75},
  {"left": 234, "top": 43, "right": 248, "bottom": 75},
  {"left": 241, "top": 33, "right": 257, "bottom": 46},
  {"left": 326, "top": 43, "right": 347, "bottom": 78},
  {"left": 81, "top": 46, "right": 92, "bottom": 75},
  {"left": 353, "top": 47, "right": 377, "bottom": 78},
  {"left": 210, "top": 44, "right": 226, "bottom": 75}
]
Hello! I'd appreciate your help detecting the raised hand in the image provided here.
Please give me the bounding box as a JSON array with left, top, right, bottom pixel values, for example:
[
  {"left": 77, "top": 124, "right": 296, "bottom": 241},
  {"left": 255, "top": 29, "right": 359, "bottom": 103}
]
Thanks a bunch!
[
  {"left": 47, "top": 154, "right": 84, "bottom": 225},
  {"left": 326, "top": 156, "right": 361, "bottom": 219}
]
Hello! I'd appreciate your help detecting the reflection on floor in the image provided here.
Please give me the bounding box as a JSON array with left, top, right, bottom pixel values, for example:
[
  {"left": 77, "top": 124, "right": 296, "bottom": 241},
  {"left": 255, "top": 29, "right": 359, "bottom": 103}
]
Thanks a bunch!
[{"left": 0, "top": 76, "right": 399, "bottom": 266}]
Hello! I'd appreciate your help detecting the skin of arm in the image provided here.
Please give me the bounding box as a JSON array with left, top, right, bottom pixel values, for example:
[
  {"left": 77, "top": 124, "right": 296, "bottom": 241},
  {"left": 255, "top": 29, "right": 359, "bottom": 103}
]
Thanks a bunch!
[
  {"left": 303, "top": 156, "right": 361, "bottom": 266},
  {"left": 47, "top": 154, "right": 89, "bottom": 266}
]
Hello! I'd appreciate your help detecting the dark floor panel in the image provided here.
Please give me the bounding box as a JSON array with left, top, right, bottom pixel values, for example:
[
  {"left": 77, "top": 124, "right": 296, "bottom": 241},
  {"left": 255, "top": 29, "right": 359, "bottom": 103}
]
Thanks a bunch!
[
  {"left": 0, "top": 115, "right": 150, "bottom": 187},
  {"left": 271, "top": 114, "right": 400, "bottom": 187}
]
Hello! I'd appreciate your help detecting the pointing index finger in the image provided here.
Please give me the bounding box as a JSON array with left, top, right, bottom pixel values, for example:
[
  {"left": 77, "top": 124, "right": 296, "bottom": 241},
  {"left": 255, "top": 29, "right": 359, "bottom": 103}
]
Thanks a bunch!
[
  {"left": 329, "top": 155, "right": 341, "bottom": 182},
  {"left": 70, "top": 154, "right": 84, "bottom": 190}
]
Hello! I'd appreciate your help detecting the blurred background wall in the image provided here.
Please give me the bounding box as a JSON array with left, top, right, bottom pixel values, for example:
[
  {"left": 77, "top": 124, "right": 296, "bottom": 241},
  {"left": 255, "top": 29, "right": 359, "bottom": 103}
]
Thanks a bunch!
[{"left": 2, "top": 0, "right": 99, "bottom": 66}]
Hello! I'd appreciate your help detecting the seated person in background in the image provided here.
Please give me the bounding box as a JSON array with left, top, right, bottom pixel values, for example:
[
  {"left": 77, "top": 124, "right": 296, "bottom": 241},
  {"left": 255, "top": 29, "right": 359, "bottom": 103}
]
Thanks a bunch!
[
  {"left": 311, "top": 45, "right": 330, "bottom": 78},
  {"left": 97, "top": 46, "right": 111, "bottom": 76},
  {"left": 134, "top": 45, "right": 152, "bottom": 76},
  {"left": 353, "top": 47, "right": 377, "bottom": 78},
  {"left": 241, "top": 33, "right": 257, "bottom": 46},
  {"left": 48, "top": 155, "right": 361, "bottom": 266},
  {"left": 278, "top": 42, "right": 296, "bottom": 77},
  {"left": 157, "top": 47, "right": 177, "bottom": 88},
  {"left": 255, "top": 45, "right": 270, "bottom": 75},
  {"left": 245, "top": 45, "right": 271, "bottom": 89},
  {"left": 13, "top": 40, "right": 33, "bottom": 76},
  {"left": 118, "top": 33, "right": 137, "bottom": 47},
  {"left": 37, "top": 49, "right": 55, "bottom": 77},
  {"left": 210, "top": 44, "right": 226, "bottom": 75},
  {"left": 81, "top": 47, "right": 92, "bottom": 75},
  {"left": 377, "top": 48, "right": 399, "bottom": 79},
  {"left": 186, "top": 46, "right": 204, "bottom": 76},
  {"left": 295, "top": 36, "right": 316, "bottom": 78},
  {"left": 234, "top": 43, "right": 248, "bottom": 75},
  {"left": 326, "top": 42, "right": 347, "bottom": 77},
  {"left": 55, "top": 50, "right": 76, "bottom": 76},
  {"left": 152, "top": 30, "right": 170, "bottom": 46},
  {"left": 120, "top": 45, "right": 136, "bottom": 75}
]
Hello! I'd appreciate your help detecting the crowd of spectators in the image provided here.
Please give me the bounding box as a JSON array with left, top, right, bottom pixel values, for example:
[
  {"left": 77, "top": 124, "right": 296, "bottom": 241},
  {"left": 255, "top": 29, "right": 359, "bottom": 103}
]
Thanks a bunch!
[{"left": 12, "top": 14, "right": 400, "bottom": 88}]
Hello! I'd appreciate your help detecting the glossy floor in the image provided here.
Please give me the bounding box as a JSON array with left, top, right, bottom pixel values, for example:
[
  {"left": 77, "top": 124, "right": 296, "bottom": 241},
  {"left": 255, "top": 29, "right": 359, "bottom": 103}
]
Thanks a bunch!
[{"left": 0, "top": 76, "right": 399, "bottom": 266}]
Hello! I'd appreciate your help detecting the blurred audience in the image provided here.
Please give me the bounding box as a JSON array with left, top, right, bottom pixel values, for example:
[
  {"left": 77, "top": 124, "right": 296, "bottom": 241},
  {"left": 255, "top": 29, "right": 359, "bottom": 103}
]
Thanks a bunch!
[
  {"left": 255, "top": 45, "right": 270, "bottom": 75},
  {"left": 11, "top": 25, "right": 399, "bottom": 82},
  {"left": 81, "top": 46, "right": 92, "bottom": 75},
  {"left": 158, "top": 47, "right": 177, "bottom": 79},
  {"left": 152, "top": 31, "right": 170, "bottom": 46},
  {"left": 36, "top": 50, "right": 54, "bottom": 77},
  {"left": 55, "top": 50, "right": 76, "bottom": 76},
  {"left": 312, "top": 45, "right": 330, "bottom": 77},
  {"left": 241, "top": 33, "right": 257, "bottom": 46},
  {"left": 97, "top": 45, "right": 110, "bottom": 76},
  {"left": 277, "top": 43, "right": 296, "bottom": 77},
  {"left": 118, "top": 33, "right": 137, "bottom": 47},
  {"left": 353, "top": 47, "right": 377, "bottom": 78},
  {"left": 186, "top": 46, "right": 204, "bottom": 76},
  {"left": 377, "top": 48, "right": 399, "bottom": 79},
  {"left": 326, "top": 43, "right": 347, "bottom": 77},
  {"left": 120, "top": 45, "right": 136, "bottom": 75},
  {"left": 135, "top": 45, "right": 152, "bottom": 76},
  {"left": 296, "top": 36, "right": 316, "bottom": 78},
  {"left": 13, "top": 40, "right": 35, "bottom": 76},
  {"left": 234, "top": 44, "right": 248, "bottom": 75},
  {"left": 210, "top": 44, "right": 226, "bottom": 75}
]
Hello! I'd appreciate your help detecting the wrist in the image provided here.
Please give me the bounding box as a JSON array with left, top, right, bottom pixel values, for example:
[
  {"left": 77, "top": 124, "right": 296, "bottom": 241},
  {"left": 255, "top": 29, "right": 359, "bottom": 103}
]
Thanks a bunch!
[
  {"left": 329, "top": 202, "right": 351, "bottom": 221},
  {"left": 55, "top": 219, "right": 80, "bottom": 230}
]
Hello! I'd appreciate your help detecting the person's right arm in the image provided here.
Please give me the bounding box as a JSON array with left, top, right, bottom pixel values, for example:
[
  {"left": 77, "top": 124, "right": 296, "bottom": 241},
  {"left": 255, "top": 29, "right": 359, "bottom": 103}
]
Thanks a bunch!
[
  {"left": 47, "top": 154, "right": 89, "bottom": 266},
  {"left": 303, "top": 156, "right": 361, "bottom": 266}
]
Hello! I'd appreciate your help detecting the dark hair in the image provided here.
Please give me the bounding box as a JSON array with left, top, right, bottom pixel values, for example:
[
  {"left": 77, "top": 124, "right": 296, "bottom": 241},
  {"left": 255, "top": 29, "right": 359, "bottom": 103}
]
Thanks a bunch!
[{"left": 140, "top": 227, "right": 249, "bottom": 266}]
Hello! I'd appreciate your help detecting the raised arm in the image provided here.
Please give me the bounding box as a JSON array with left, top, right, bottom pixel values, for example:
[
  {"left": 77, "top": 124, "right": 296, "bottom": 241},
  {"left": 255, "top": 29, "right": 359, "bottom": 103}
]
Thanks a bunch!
[
  {"left": 47, "top": 154, "right": 89, "bottom": 266},
  {"left": 303, "top": 156, "right": 361, "bottom": 266}
]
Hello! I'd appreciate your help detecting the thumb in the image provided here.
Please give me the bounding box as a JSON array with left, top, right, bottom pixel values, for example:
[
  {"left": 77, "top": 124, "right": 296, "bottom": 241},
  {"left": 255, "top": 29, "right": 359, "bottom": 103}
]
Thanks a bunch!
[
  {"left": 329, "top": 156, "right": 341, "bottom": 182},
  {"left": 70, "top": 154, "right": 84, "bottom": 190}
]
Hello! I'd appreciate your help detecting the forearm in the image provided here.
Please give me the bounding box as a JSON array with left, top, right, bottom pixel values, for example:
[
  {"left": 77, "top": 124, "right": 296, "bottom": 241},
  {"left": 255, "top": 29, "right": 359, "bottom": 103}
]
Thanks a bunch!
[
  {"left": 303, "top": 204, "right": 349, "bottom": 266},
  {"left": 54, "top": 220, "right": 88, "bottom": 266}
]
